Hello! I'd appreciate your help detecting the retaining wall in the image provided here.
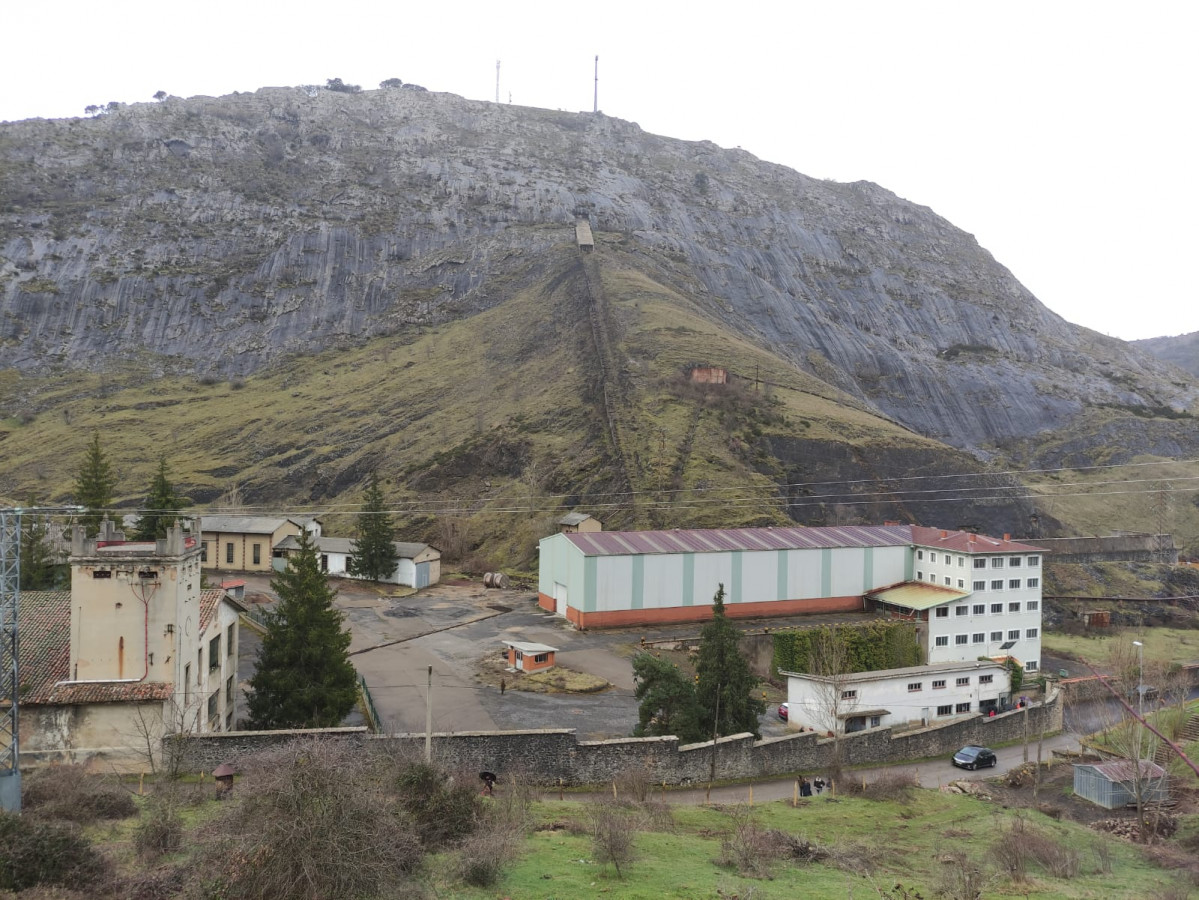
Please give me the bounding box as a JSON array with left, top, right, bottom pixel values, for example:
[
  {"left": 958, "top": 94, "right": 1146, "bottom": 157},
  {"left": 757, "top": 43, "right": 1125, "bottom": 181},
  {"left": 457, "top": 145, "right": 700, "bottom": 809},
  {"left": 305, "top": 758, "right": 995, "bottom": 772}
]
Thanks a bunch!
[{"left": 174, "top": 691, "right": 1062, "bottom": 785}]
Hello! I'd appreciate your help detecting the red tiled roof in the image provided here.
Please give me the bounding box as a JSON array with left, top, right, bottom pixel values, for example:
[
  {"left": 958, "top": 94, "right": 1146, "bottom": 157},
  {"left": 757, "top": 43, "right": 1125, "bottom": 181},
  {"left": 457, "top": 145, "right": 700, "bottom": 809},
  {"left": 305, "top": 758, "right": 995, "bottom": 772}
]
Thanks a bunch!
[
  {"left": 910, "top": 526, "right": 1045, "bottom": 554},
  {"left": 199, "top": 589, "right": 225, "bottom": 632},
  {"left": 44, "top": 681, "right": 174, "bottom": 704},
  {"left": 562, "top": 525, "right": 1046, "bottom": 557},
  {"left": 17, "top": 591, "right": 71, "bottom": 704}
]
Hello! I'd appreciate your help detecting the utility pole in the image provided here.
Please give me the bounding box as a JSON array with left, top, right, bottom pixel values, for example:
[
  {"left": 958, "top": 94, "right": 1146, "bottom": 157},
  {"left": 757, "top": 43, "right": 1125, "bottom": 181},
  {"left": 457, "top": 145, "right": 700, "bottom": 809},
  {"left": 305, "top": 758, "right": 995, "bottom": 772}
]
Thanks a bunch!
[
  {"left": 593, "top": 55, "right": 599, "bottom": 113},
  {"left": 425, "top": 664, "right": 433, "bottom": 762},
  {"left": 0, "top": 508, "right": 21, "bottom": 812}
]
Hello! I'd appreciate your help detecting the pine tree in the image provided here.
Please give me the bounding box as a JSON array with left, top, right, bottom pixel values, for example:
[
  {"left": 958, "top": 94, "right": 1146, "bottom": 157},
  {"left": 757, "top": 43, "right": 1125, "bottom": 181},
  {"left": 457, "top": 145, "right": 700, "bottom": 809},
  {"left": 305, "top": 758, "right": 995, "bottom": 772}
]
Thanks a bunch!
[
  {"left": 20, "top": 516, "right": 61, "bottom": 590},
  {"left": 247, "top": 530, "right": 358, "bottom": 729},
  {"left": 694, "top": 584, "right": 766, "bottom": 739},
  {"left": 347, "top": 471, "right": 398, "bottom": 582},
  {"left": 133, "top": 455, "right": 184, "bottom": 541},
  {"left": 632, "top": 653, "right": 703, "bottom": 742},
  {"left": 74, "top": 432, "right": 115, "bottom": 537}
]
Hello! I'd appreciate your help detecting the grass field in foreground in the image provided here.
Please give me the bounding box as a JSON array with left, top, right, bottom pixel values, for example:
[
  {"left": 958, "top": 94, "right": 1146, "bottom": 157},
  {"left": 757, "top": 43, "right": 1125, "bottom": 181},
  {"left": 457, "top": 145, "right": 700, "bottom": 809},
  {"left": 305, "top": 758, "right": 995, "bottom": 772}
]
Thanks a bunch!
[{"left": 428, "top": 794, "right": 1185, "bottom": 900}]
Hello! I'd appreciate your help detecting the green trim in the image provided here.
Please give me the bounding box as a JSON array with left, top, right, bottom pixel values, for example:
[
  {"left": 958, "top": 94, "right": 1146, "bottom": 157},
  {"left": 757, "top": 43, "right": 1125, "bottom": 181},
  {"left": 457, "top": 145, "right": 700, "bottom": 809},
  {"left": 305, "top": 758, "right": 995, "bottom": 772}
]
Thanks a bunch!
[
  {"left": 731, "top": 551, "right": 742, "bottom": 602},
  {"left": 682, "top": 554, "right": 695, "bottom": 605},
  {"left": 777, "top": 551, "right": 788, "bottom": 600},
  {"left": 904, "top": 549, "right": 913, "bottom": 582},
  {"left": 821, "top": 548, "right": 832, "bottom": 596},
  {"left": 584, "top": 556, "right": 597, "bottom": 612},
  {"left": 863, "top": 546, "right": 874, "bottom": 587},
  {"left": 631, "top": 555, "right": 644, "bottom": 609}
]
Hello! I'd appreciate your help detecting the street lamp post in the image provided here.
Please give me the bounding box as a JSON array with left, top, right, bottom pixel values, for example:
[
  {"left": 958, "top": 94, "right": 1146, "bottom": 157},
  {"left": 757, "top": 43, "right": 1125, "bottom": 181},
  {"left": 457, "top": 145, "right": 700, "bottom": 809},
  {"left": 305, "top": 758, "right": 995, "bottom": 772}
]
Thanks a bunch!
[{"left": 1132, "top": 640, "right": 1144, "bottom": 719}]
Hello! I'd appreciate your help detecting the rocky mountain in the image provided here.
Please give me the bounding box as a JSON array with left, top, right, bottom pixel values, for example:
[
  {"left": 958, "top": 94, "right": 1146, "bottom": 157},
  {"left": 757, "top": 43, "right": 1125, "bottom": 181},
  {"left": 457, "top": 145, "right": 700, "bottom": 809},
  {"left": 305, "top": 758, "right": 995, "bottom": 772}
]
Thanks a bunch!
[
  {"left": 1136, "top": 332, "right": 1199, "bottom": 378},
  {"left": 2, "top": 85, "right": 1197, "bottom": 559}
]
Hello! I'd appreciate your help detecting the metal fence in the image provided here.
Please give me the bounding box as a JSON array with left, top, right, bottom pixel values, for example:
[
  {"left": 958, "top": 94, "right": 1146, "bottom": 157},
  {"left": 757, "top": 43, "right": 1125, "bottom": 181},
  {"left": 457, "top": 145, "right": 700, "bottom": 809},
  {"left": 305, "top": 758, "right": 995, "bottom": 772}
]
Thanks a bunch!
[{"left": 358, "top": 674, "right": 382, "bottom": 734}]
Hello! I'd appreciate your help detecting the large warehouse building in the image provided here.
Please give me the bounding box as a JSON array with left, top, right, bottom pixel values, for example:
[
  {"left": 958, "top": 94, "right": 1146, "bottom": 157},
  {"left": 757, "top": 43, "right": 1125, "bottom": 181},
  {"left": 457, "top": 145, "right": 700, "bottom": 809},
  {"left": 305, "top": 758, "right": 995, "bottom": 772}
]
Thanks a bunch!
[{"left": 537, "top": 524, "right": 1044, "bottom": 671}]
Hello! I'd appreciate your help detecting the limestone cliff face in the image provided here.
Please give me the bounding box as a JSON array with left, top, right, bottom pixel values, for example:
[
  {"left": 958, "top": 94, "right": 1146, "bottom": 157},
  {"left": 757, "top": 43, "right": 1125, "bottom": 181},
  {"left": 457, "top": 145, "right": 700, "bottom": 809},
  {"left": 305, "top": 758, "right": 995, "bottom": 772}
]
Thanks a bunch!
[{"left": 2, "top": 86, "right": 1195, "bottom": 457}]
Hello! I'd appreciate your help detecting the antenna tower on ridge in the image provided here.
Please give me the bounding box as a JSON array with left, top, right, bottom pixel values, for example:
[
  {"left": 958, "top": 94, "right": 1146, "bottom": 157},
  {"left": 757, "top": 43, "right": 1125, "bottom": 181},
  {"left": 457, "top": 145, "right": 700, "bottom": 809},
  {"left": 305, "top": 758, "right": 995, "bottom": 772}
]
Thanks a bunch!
[
  {"left": 593, "top": 55, "right": 599, "bottom": 113},
  {"left": 496, "top": 59, "right": 501, "bottom": 103}
]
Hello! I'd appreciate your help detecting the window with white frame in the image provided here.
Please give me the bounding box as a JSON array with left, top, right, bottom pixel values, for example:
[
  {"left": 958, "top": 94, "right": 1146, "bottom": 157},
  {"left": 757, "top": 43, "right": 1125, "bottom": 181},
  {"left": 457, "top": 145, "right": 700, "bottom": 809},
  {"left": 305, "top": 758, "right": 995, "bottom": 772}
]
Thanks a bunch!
[
  {"left": 973, "top": 603, "right": 985, "bottom": 615},
  {"left": 972, "top": 632, "right": 985, "bottom": 643},
  {"left": 957, "top": 579, "right": 965, "bottom": 589},
  {"left": 1025, "top": 660, "right": 1039, "bottom": 672},
  {"left": 1028, "top": 556, "right": 1040, "bottom": 567},
  {"left": 930, "top": 552, "right": 937, "bottom": 563},
  {"left": 937, "top": 704, "right": 953, "bottom": 716},
  {"left": 990, "top": 602, "right": 1003, "bottom": 614},
  {"left": 955, "top": 605, "right": 968, "bottom": 616},
  {"left": 979, "top": 674, "right": 994, "bottom": 684},
  {"left": 935, "top": 607, "right": 949, "bottom": 618},
  {"left": 932, "top": 679, "right": 946, "bottom": 689},
  {"left": 1028, "top": 579, "right": 1040, "bottom": 590},
  {"left": 944, "top": 576, "right": 952, "bottom": 586},
  {"left": 956, "top": 677, "right": 969, "bottom": 686},
  {"left": 973, "top": 580, "right": 986, "bottom": 591},
  {"left": 1009, "top": 578, "right": 1022, "bottom": 589},
  {"left": 956, "top": 702, "right": 971, "bottom": 713},
  {"left": 1009, "top": 557, "right": 1022, "bottom": 567},
  {"left": 1027, "top": 600, "right": 1039, "bottom": 610},
  {"left": 1008, "top": 629, "right": 1020, "bottom": 640},
  {"left": 1009, "top": 601, "right": 1021, "bottom": 612},
  {"left": 958, "top": 557, "right": 965, "bottom": 567},
  {"left": 917, "top": 550, "right": 924, "bottom": 560},
  {"left": 974, "top": 558, "right": 987, "bottom": 569},
  {"left": 935, "top": 635, "right": 949, "bottom": 647},
  {"left": 908, "top": 682, "right": 923, "bottom": 692},
  {"left": 990, "top": 579, "right": 1004, "bottom": 591},
  {"left": 991, "top": 558, "right": 1005, "bottom": 569},
  {"left": 990, "top": 630, "right": 1003, "bottom": 641},
  {"left": 841, "top": 689, "right": 857, "bottom": 700},
  {"left": 917, "top": 571, "right": 923, "bottom": 581},
  {"left": 1026, "top": 628, "right": 1039, "bottom": 638},
  {"left": 955, "top": 634, "right": 968, "bottom": 645}
]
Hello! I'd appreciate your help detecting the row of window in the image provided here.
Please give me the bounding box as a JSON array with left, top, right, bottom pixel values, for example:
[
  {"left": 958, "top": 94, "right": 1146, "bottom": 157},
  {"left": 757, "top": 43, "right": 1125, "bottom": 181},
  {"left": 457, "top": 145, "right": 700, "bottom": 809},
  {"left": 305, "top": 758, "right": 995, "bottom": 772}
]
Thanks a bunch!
[
  {"left": 201, "top": 542, "right": 264, "bottom": 565},
  {"left": 934, "top": 628, "right": 1039, "bottom": 647},
  {"left": 915, "top": 551, "right": 1040, "bottom": 569},
  {"left": 909, "top": 674, "right": 994, "bottom": 692},
  {"left": 918, "top": 572, "right": 1040, "bottom": 590},
  {"left": 937, "top": 703, "right": 974, "bottom": 715},
  {"left": 935, "top": 600, "right": 1039, "bottom": 618}
]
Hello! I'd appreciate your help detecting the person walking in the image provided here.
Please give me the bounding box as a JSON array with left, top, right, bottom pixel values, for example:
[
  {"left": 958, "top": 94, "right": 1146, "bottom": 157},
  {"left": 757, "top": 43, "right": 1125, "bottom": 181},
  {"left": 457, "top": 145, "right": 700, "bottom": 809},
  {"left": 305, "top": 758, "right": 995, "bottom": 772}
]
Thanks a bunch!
[
  {"left": 500, "top": 677, "right": 506, "bottom": 695},
  {"left": 800, "top": 777, "right": 812, "bottom": 797}
]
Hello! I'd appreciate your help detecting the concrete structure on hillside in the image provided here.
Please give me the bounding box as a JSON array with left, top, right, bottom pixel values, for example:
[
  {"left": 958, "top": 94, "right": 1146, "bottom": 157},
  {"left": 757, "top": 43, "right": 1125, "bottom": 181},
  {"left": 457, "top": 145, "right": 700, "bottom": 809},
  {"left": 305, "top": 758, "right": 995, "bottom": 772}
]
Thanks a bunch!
[
  {"left": 780, "top": 660, "right": 1011, "bottom": 735},
  {"left": 537, "top": 525, "right": 1044, "bottom": 673},
  {"left": 1034, "top": 534, "right": 1176, "bottom": 565},
  {"left": 18, "top": 520, "right": 244, "bottom": 769},
  {"left": 558, "top": 512, "right": 602, "bottom": 534},
  {"left": 200, "top": 515, "right": 320, "bottom": 573},
  {"left": 272, "top": 535, "right": 441, "bottom": 588}
]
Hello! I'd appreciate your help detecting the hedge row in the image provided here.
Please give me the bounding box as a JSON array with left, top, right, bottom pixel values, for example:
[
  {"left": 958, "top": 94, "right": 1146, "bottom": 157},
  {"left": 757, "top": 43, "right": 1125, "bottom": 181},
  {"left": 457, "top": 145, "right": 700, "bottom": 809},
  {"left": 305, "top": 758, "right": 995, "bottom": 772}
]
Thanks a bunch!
[{"left": 772, "top": 621, "right": 921, "bottom": 676}]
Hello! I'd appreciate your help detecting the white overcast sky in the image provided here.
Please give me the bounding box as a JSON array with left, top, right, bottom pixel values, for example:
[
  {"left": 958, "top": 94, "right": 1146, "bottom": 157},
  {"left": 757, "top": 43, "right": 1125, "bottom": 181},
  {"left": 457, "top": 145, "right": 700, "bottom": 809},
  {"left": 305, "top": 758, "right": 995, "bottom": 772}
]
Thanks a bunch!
[{"left": 4, "top": 1, "right": 1195, "bottom": 341}]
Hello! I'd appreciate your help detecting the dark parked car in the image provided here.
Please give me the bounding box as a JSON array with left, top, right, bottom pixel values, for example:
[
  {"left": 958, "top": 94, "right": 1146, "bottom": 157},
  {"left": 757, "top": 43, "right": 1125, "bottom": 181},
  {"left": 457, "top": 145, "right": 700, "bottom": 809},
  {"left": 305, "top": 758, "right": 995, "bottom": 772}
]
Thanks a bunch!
[
  {"left": 952, "top": 745, "right": 997, "bottom": 770},
  {"left": 778, "top": 702, "right": 790, "bottom": 721}
]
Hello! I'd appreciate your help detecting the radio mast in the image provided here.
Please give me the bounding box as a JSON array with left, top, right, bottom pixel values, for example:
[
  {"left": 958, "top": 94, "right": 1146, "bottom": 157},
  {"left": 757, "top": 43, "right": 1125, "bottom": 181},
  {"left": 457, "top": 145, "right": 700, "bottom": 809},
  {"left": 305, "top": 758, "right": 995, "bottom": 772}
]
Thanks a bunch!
[
  {"left": 593, "top": 55, "right": 599, "bottom": 113},
  {"left": 496, "top": 59, "right": 500, "bottom": 103}
]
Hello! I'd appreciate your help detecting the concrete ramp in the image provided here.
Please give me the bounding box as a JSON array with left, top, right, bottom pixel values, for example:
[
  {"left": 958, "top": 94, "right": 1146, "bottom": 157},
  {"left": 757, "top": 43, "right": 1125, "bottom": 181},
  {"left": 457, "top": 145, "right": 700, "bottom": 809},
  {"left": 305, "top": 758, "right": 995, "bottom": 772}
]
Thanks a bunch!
[{"left": 575, "top": 220, "right": 594, "bottom": 251}]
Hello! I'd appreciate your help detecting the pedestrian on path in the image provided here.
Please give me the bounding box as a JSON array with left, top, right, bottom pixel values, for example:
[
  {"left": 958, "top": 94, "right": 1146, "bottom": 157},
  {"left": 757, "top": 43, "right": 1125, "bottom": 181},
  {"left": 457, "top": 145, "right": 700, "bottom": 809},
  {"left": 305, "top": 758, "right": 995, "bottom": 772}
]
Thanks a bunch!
[
  {"left": 800, "top": 777, "right": 812, "bottom": 797},
  {"left": 500, "top": 677, "right": 506, "bottom": 695}
]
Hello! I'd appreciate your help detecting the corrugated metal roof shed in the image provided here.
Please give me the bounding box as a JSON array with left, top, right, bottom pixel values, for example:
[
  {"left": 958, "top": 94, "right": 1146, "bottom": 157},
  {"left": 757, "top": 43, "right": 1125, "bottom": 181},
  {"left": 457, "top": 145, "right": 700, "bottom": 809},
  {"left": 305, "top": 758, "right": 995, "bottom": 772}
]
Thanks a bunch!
[
  {"left": 869, "top": 582, "right": 968, "bottom": 610},
  {"left": 1073, "top": 760, "right": 1169, "bottom": 809},
  {"left": 564, "top": 524, "right": 913, "bottom": 557}
]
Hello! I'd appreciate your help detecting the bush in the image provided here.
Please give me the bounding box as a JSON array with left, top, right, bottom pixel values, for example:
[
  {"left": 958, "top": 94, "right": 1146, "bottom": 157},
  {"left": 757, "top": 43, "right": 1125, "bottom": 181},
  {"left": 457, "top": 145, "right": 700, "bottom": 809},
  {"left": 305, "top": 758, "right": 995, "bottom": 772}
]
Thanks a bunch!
[
  {"left": 846, "top": 770, "right": 919, "bottom": 802},
  {"left": 933, "top": 850, "right": 991, "bottom": 900},
  {"left": 200, "top": 740, "right": 424, "bottom": 900},
  {"left": 21, "top": 766, "right": 137, "bottom": 824},
  {"left": 588, "top": 802, "right": 637, "bottom": 879},
  {"left": 716, "top": 805, "right": 772, "bottom": 878},
  {"left": 0, "top": 812, "right": 110, "bottom": 893},
  {"left": 395, "top": 760, "right": 482, "bottom": 848},
  {"left": 134, "top": 797, "right": 183, "bottom": 859},
  {"left": 454, "top": 827, "right": 522, "bottom": 887}
]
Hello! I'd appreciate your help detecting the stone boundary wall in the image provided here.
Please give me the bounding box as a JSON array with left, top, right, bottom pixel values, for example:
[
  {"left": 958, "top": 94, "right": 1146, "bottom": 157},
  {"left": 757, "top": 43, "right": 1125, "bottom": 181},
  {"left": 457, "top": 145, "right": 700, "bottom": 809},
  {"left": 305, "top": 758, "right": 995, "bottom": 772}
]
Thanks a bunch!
[
  {"left": 174, "top": 693, "right": 1062, "bottom": 785},
  {"left": 1059, "top": 664, "right": 1199, "bottom": 705}
]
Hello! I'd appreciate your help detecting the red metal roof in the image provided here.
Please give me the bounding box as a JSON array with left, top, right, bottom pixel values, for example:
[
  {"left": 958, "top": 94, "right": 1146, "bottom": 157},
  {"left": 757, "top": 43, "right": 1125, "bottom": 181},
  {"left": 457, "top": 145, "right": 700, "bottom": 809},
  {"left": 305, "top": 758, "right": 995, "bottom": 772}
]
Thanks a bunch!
[{"left": 563, "top": 525, "right": 1045, "bottom": 557}]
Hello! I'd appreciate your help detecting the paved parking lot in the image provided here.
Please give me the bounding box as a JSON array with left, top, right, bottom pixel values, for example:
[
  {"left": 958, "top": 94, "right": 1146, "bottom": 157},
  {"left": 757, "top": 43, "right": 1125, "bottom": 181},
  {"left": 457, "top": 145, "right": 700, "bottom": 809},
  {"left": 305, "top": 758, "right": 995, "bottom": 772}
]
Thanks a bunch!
[{"left": 235, "top": 574, "right": 880, "bottom": 740}]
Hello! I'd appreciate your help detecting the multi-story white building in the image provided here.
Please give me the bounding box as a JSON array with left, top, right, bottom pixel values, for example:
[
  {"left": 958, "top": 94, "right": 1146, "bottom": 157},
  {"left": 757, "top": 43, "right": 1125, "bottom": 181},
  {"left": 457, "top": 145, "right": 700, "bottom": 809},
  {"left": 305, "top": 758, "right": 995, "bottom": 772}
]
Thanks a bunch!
[{"left": 869, "top": 529, "right": 1043, "bottom": 674}]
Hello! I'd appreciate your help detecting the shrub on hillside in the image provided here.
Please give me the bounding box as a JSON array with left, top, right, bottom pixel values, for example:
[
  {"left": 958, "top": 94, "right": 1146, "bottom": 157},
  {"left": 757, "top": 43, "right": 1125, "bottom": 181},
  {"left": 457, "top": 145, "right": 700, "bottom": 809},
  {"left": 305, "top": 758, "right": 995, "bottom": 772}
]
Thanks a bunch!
[
  {"left": 21, "top": 765, "right": 137, "bottom": 824},
  {"left": 134, "top": 796, "right": 183, "bottom": 859},
  {"left": 0, "top": 812, "right": 110, "bottom": 893},
  {"left": 845, "top": 770, "right": 920, "bottom": 802},
  {"left": 394, "top": 760, "right": 482, "bottom": 849},
  {"left": 199, "top": 740, "right": 423, "bottom": 900}
]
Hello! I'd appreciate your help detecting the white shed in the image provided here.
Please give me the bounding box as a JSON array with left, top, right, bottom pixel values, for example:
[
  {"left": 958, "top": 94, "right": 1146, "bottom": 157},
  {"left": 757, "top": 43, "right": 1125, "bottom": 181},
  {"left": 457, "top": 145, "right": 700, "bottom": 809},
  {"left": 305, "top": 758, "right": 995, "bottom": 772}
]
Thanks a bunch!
[{"left": 273, "top": 536, "right": 441, "bottom": 588}]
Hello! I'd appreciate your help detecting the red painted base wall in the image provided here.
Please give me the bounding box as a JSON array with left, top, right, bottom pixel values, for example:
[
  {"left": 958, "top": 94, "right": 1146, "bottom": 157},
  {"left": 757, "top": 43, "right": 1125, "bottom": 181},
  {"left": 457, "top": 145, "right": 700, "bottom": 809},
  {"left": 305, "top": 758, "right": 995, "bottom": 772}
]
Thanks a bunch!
[{"left": 538, "top": 593, "right": 863, "bottom": 629}]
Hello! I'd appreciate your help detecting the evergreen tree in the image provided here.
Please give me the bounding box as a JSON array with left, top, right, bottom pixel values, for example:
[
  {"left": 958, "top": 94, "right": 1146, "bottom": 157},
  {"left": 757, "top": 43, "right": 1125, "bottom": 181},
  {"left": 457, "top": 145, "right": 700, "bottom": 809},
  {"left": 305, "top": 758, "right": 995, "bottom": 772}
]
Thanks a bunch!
[
  {"left": 133, "top": 455, "right": 184, "bottom": 541},
  {"left": 632, "top": 653, "right": 703, "bottom": 742},
  {"left": 347, "top": 472, "right": 398, "bottom": 582},
  {"left": 73, "top": 432, "right": 115, "bottom": 537},
  {"left": 247, "top": 530, "right": 358, "bottom": 729},
  {"left": 694, "top": 584, "right": 766, "bottom": 739},
  {"left": 19, "top": 516, "right": 61, "bottom": 591}
]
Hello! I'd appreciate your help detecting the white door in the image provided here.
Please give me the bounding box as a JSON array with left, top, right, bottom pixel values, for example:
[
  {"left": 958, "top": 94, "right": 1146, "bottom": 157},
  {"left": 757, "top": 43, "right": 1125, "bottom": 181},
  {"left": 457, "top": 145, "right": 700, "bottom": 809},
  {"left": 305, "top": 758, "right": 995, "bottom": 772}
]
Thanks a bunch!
[{"left": 553, "top": 581, "right": 568, "bottom": 614}]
